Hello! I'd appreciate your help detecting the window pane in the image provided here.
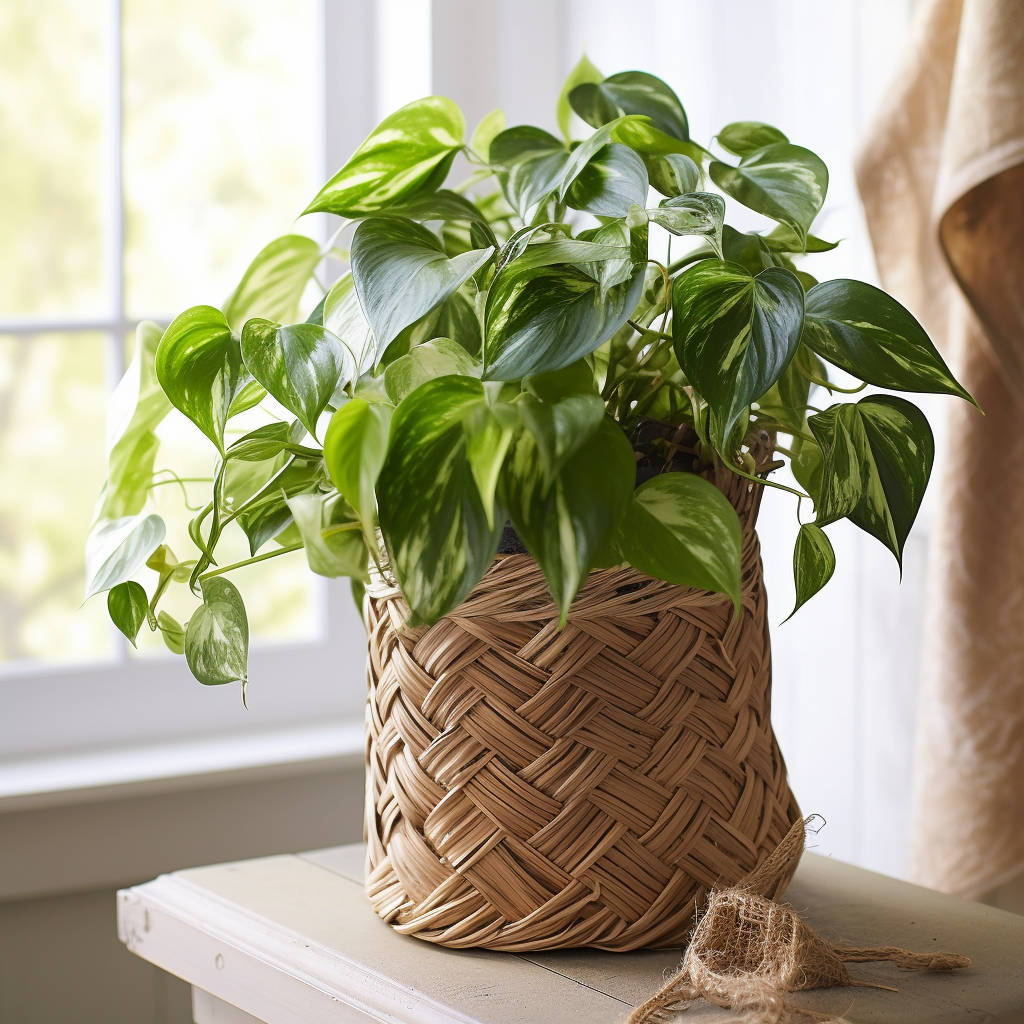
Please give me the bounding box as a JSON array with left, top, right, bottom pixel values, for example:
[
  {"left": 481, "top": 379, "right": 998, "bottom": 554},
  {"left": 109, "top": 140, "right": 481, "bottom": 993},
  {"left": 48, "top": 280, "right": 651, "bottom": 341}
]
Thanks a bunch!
[
  {"left": 0, "top": 3, "right": 107, "bottom": 317},
  {"left": 0, "top": 333, "right": 113, "bottom": 665},
  {"left": 122, "top": 0, "right": 320, "bottom": 317}
]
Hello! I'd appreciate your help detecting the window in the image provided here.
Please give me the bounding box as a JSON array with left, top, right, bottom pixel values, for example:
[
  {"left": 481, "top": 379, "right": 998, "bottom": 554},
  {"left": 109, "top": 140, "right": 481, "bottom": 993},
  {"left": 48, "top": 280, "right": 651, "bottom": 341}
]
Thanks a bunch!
[{"left": 1, "top": 0, "right": 429, "bottom": 760}]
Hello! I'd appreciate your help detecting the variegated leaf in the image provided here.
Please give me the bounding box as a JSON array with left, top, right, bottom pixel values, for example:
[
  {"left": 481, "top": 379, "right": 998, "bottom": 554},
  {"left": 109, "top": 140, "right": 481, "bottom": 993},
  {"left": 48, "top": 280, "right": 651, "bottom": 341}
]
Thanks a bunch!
[
  {"left": 184, "top": 576, "right": 249, "bottom": 686},
  {"left": 304, "top": 96, "right": 464, "bottom": 216},
  {"left": 564, "top": 142, "right": 649, "bottom": 218},
  {"left": 803, "top": 279, "right": 974, "bottom": 402},
  {"left": 809, "top": 396, "right": 934, "bottom": 566},
  {"left": 350, "top": 216, "right": 493, "bottom": 354},
  {"left": 569, "top": 70, "right": 689, "bottom": 140},
  {"left": 223, "top": 234, "right": 321, "bottom": 332},
  {"left": 616, "top": 472, "right": 743, "bottom": 609},
  {"left": 710, "top": 143, "right": 828, "bottom": 247},
  {"left": 376, "top": 377, "right": 502, "bottom": 623},
  {"left": 672, "top": 260, "right": 805, "bottom": 450},
  {"left": 489, "top": 126, "right": 569, "bottom": 218},
  {"left": 85, "top": 513, "right": 166, "bottom": 599},
  {"left": 384, "top": 337, "right": 479, "bottom": 404},
  {"left": 788, "top": 523, "right": 835, "bottom": 618}
]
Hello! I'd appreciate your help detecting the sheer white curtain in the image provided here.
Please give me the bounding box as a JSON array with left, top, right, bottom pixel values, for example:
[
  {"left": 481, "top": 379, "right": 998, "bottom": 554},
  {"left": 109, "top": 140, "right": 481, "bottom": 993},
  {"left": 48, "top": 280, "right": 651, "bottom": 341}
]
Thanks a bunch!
[{"left": 429, "top": 0, "right": 922, "bottom": 875}]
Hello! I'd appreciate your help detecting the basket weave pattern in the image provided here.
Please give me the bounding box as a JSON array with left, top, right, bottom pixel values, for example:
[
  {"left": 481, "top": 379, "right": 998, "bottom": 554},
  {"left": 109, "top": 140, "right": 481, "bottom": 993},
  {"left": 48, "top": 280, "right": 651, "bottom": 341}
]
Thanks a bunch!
[{"left": 364, "top": 456, "right": 800, "bottom": 951}]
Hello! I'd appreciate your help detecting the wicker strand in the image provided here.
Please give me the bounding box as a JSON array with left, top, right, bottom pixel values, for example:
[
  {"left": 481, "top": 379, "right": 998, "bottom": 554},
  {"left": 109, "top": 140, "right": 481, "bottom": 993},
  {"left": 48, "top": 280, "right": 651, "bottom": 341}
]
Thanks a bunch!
[{"left": 363, "top": 445, "right": 803, "bottom": 952}]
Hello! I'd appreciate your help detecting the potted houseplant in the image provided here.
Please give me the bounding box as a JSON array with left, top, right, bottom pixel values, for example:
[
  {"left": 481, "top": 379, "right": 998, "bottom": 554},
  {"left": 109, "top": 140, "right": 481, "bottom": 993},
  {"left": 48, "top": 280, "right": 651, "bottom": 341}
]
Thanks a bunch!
[{"left": 86, "top": 59, "right": 973, "bottom": 952}]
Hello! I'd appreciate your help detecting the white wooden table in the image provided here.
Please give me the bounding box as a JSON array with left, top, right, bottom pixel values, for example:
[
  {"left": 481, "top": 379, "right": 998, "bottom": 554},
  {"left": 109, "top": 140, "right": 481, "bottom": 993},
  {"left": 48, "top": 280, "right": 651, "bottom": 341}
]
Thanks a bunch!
[{"left": 117, "top": 844, "right": 1024, "bottom": 1023}]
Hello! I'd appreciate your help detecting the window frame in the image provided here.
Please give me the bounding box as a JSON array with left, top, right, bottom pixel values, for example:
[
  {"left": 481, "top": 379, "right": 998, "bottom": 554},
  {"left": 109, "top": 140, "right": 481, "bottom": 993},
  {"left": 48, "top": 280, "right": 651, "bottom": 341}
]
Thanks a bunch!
[{"left": 0, "top": 0, "right": 383, "bottom": 762}]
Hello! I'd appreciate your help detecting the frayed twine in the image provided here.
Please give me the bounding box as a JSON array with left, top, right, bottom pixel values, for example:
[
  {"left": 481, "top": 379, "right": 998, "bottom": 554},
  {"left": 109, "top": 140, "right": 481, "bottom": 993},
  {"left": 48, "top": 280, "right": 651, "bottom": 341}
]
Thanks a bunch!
[{"left": 627, "top": 816, "right": 969, "bottom": 1024}]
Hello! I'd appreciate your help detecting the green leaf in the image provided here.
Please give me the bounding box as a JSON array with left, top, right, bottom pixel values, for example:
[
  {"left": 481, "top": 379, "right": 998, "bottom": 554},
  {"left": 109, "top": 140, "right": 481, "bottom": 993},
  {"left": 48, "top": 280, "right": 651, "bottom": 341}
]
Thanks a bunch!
[
  {"left": 809, "top": 396, "right": 934, "bottom": 565},
  {"left": 647, "top": 192, "right": 724, "bottom": 254},
  {"left": 557, "top": 55, "right": 603, "bottom": 141},
  {"left": 610, "top": 118, "right": 704, "bottom": 162},
  {"left": 489, "top": 126, "right": 569, "bottom": 218},
  {"left": 157, "top": 611, "right": 186, "bottom": 655},
  {"left": 377, "top": 377, "right": 502, "bottom": 623},
  {"left": 570, "top": 71, "right": 688, "bottom": 140},
  {"left": 350, "top": 216, "right": 493, "bottom": 353},
  {"left": 565, "top": 143, "right": 649, "bottom": 217},
  {"left": 84, "top": 513, "right": 166, "bottom": 599},
  {"left": 802, "top": 279, "right": 974, "bottom": 402},
  {"left": 514, "top": 392, "right": 605, "bottom": 486},
  {"left": 384, "top": 337, "right": 479, "bottom": 404},
  {"left": 471, "top": 108, "right": 506, "bottom": 158},
  {"left": 616, "top": 472, "right": 743, "bottom": 609},
  {"left": 764, "top": 225, "right": 838, "bottom": 253},
  {"left": 720, "top": 225, "right": 775, "bottom": 274},
  {"left": 231, "top": 458, "right": 322, "bottom": 555},
  {"left": 789, "top": 523, "right": 835, "bottom": 617},
  {"left": 94, "top": 321, "right": 171, "bottom": 520},
  {"left": 385, "top": 189, "right": 495, "bottom": 240},
  {"left": 240, "top": 319, "right": 355, "bottom": 437},
  {"left": 465, "top": 402, "right": 516, "bottom": 527},
  {"left": 107, "top": 581, "right": 148, "bottom": 647},
  {"left": 647, "top": 153, "right": 700, "bottom": 197},
  {"left": 672, "top": 260, "right": 805, "bottom": 450},
  {"left": 286, "top": 493, "right": 368, "bottom": 579},
  {"left": 185, "top": 576, "right": 249, "bottom": 686},
  {"left": 502, "top": 417, "right": 634, "bottom": 624},
  {"left": 523, "top": 359, "right": 598, "bottom": 402},
  {"left": 710, "top": 143, "right": 828, "bottom": 246},
  {"left": 155, "top": 305, "right": 252, "bottom": 452},
  {"left": 303, "top": 96, "right": 464, "bottom": 216},
  {"left": 484, "top": 259, "right": 644, "bottom": 380},
  {"left": 223, "top": 234, "right": 321, "bottom": 332},
  {"left": 717, "top": 121, "right": 788, "bottom": 157},
  {"left": 323, "top": 398, "right": 392, "bottom": 541},
  {"left": 322, "top": 273, "right": 374, "bottom": 375},
  {"left": 792, "top": 437, "right": 823, "bottom": 496},
  {"left": 501, "top": 237, "right": 632, "bottom": 274},
  {"left": 227, "top": 379, "right": 267, "bottom": 418}
]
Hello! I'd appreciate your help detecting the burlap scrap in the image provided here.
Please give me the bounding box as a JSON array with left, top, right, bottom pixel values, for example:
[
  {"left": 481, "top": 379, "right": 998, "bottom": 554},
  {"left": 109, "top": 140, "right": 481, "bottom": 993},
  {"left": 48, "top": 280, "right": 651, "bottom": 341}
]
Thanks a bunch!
[{"left": 627, "top": 817, "right": 970, "bottom": 1023}]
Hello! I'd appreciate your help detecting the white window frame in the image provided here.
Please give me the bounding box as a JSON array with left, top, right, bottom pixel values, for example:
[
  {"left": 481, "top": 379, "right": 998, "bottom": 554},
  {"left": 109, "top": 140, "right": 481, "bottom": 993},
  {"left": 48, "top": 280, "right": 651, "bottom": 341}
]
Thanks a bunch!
[{"left": 0, "top": 0, "right": 392, "bottom": 768}]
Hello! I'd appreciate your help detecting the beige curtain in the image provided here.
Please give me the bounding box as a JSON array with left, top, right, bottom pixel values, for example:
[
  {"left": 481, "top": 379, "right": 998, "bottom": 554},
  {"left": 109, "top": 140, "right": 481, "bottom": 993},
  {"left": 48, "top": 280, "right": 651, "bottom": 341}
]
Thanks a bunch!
[{"left": 856, "top": 0, "right": 1024, "bottom": 900}]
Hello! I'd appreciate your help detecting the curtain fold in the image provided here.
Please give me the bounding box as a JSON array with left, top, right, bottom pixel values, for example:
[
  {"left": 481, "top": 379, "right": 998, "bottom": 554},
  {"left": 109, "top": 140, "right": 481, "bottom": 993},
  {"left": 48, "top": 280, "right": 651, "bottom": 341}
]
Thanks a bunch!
[{"left": 856, "top": 0, "right": 1024, "bottom": 898}]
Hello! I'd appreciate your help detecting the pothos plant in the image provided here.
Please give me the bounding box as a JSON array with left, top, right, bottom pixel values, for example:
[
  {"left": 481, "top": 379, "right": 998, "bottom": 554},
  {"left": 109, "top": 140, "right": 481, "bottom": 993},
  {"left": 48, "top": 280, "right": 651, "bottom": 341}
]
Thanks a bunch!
[{"left": 86, "top": 59, "right": 974, "bottom": 695}]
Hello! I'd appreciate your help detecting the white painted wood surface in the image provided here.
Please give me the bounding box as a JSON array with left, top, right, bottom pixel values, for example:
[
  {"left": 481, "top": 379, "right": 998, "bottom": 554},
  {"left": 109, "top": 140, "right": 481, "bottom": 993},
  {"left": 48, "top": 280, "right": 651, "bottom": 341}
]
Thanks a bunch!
[{"left": 118, "top": 843, "right": 1024, "bottom": 1024}]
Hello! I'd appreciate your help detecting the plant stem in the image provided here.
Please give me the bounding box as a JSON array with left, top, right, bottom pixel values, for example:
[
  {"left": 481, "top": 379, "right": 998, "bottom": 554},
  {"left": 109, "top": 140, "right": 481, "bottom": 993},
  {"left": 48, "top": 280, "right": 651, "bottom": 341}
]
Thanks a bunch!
[
  {"left": 721, "top": 459, "right": 809, "bottom": 499},
  {"left": 199, "top": 542, "right": 304, "bottom": 581}
]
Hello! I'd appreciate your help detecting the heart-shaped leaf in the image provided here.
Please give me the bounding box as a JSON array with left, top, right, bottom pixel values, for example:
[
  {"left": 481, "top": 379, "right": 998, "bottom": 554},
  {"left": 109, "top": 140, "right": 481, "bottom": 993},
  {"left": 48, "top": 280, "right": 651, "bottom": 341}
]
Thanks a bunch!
[
  {"left": 376, "top": 376, "right": 502, "bottom": 623},
  {"left": 185, "top": 576, "right": 249, "bottom": 686},
  {"left": 557, "top": 54, "right": 604, "bottom": 141},
  {"left": 501, "top": 416, "right": 634, "bottom": 624},
  {"left": 323, "top": 398, "right": 392, "bottom": 542},
  {"left": 304, "top": 96, "right": 464, "bottom": 216},
  {"left": 803, "top": 279, "right": 974, "bottom": 402},
  {"left": 484, "top": 259, "right": 645, "bottom": 380},
  {"left": 156, "top": 305, "right": 251, "bottom": 452},
  {"left": 565, "top": 143, "right": 649, "bottom": 217},
  {"left": 225, "top": 421, "right": 309, "bottom": 462},
  {"left": 95, "top": 321, "right": 171, "bottom": 521},
  {"left": 648, "top": 192, "right": 725, "bottom": 254},
  {"left": 616, "top": 472, "right": 743, "bottom": 609},
  {"left": 489, "top": 126, "right": 569, "bottom": 217},
  {"left": 717, "top": 121, "right": 788, "bottom": 157},
  {"left": 809, "top": 396, "right": 934, "bottom": 565},
  {"left": 384, "top": 337, "right": 479, "bottom": 404},
  {"left": 240, "top": 319, "right": 354, "bottom": 437},
  {"left": 286, "top": 493, "right": 368, "bottom": 579},
  {"left": 107, "top": 580, "right": 149, "bottom": 647},
  {"left": 570, "top": 71, "right": 688, "bottom": 140},
  {"left": 350, "top": 216, "right": 493, "bottom": 354},
  {"left": 710, "top": 143, "right": 828, "bottom": 247},
  {"left": 223, "top": 234, "right": 321, "bottom": 332},
  {"left": 788, "top": 523, "right": 835, "bottom": 618},
  {"left": 672, "top": 260, "right": 805, "bottom": 450},
  {"left": 647, "top": 153, "right": 701, "bottom": 197},
  {"left": 85, "top": 513, "right": 166, "bottom": 599}
]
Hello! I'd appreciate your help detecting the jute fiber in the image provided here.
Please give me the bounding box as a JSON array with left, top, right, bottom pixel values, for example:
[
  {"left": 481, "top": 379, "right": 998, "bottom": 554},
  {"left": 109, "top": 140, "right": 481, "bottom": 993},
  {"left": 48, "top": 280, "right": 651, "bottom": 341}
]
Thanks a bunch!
[
  {"left": 363, "top": 439, "right": 801, "bottom": 951},
  {"left": 628, "top": 817, "right": 970, "bottom": 1023}
]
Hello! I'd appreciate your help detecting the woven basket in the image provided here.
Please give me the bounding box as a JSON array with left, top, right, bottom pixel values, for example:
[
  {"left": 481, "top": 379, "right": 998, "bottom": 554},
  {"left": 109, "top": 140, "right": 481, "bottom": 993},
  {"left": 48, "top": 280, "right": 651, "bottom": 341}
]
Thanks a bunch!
[{"left": 363, "top": 438, "right": 801, "bottom": 951}]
